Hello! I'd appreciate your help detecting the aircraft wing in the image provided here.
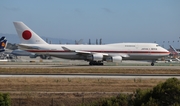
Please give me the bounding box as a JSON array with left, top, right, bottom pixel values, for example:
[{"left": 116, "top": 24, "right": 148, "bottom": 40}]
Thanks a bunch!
[
  {"left": 75, "top": 50, "right": 92, "bottom": 54},
  {"left": 118, "top": 54, "right": 130, "bottom": 58},
  {"left": 61, "top": 46, "right": 129, "bottom": 58},
  {"left": 62, "top": 46, "right": 106, "bottom": 55},
  {"left": 61, "top": 46, "right": 73, "bottom": 51}
]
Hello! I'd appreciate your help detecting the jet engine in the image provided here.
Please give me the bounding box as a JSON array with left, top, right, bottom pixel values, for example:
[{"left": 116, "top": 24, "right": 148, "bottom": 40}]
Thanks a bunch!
[
  {"left": 29, "top": 54, "right": 38, "bottom": 58},
  {"left": 40, "top": 55, "right": 47, "bottom": 59},
  {"left": 106, "top": 56, "right": 122, "bottom": 63},
  {"left": 87, "top": 53, "right": 103, "bottom": 61}
]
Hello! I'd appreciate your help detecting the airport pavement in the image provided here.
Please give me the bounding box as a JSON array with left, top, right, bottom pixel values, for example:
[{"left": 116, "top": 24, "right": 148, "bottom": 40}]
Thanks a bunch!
[
  {"left": 0, "top": 56, "right": 180, "bottom": 68},
  {"left": 1, "top": 57, "right": 180, "bottom": 79},
  {"left": 1, "top": 59, "right": 175, "bottom": 71},
  {"left": 0, "top": 74, "right": 180, "bottom": 79}
]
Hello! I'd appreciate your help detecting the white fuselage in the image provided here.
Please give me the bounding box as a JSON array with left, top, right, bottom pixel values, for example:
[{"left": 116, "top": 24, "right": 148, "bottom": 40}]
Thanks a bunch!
[{"left": 19, "top": 43, "right": 169, "bottom": 61}]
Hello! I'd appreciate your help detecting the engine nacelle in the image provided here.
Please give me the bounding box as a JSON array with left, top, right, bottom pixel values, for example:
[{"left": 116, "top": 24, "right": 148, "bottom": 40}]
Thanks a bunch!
[
  {"left": 87, "top": 53, "right": 103, "bottom": 61},
  {"left": 29, "top": 54, "right": 37, "bottom": 58},
  {"left": 40, "top": 55, "right": 47, "bottom": 59},
  {"left": 106, "top": 56, "right": 122, "bottom": 63}
]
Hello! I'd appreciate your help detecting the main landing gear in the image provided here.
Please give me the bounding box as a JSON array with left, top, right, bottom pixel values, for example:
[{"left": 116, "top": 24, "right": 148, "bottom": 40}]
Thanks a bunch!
[
  {"left": 151, "top": 60, "right": 156, "bottom": 66},
  {"left": 89, "top": 61, "right": 104, "bottom": 65},
  {"left": 151, "top": 62, "right": 154, "bottom": 66}
]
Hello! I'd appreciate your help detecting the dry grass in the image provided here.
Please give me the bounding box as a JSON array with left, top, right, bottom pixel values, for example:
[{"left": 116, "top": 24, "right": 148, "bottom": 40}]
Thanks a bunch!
[
  {"left": 0, "top": 67, "right": 177, "bottom": 105},
  {"left": 0, "top": 77, "right": 166, "bottom": 105},
  {"left": 0, "top": 77, "right": 165, "bottom": 96},
  {"left": 0, "top": 67, "right": 175, "bottom": 96}
]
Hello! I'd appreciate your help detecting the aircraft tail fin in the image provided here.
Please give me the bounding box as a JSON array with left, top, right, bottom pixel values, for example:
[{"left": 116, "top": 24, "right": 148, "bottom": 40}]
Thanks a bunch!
[
  {"left": 0, "top": 36, "right": 8, "bottom": 52},
  {"left": 0, "top": 36, "right": 6, "bottom": 41},
  {"left": 169, "top": 45, "right": 179, "bottom": 58},
  {"left": 13, "top": 21, "right": 48, "bottom": 44}
]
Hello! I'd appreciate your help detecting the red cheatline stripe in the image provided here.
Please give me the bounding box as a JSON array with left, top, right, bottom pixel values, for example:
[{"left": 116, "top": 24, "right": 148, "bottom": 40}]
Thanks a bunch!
[{"left": 27, "top": 50, "right": 169, "bottom": 54}]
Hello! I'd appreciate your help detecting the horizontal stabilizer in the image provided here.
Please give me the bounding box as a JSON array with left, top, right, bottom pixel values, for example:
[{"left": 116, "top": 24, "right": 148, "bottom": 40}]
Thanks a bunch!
[{"left": 18, "top": 44, "right": 40, "bottom": 50}]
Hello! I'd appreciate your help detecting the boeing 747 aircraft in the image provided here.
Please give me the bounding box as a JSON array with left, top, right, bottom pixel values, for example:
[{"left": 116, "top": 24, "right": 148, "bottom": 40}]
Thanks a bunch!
[{"left": 13, "top": 21, "right": 170, "bottom": 66}]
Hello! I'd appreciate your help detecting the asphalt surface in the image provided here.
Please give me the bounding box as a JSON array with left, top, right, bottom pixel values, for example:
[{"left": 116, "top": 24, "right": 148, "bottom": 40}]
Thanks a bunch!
[
  {"left": 0, "top": 61, "right": 180, "bottom": 79},
  {"left": 1, "top": 64, "right": 180, "bottom": 69}
]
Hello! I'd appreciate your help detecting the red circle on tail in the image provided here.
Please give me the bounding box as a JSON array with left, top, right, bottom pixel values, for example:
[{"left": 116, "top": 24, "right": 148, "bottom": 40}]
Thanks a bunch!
[{"left": 22, "top": 30, "right": 32, "bottom": 40}]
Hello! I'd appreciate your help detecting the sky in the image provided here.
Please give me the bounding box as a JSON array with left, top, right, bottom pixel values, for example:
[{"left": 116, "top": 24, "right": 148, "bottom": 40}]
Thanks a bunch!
[{"left": 0, "top": 0, "right": 180, "bottom": 48}]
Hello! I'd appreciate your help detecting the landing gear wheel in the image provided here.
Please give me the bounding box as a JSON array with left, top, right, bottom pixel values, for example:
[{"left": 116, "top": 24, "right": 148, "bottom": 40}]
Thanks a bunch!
[
  {"left": 96, "top": 62, "right": 103, "bottom": 65},
  {"left": 151, "top": 62, "right": 154, "bottom": 66},
  {"left": 89, "top": 61, "right": 93, "bottom": 65},
  {"left": 89, "top": 61, "right": 104, "bottom": 66},
  {"left": 100, "top": 63, "right": 103, "bottom": 65}
]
